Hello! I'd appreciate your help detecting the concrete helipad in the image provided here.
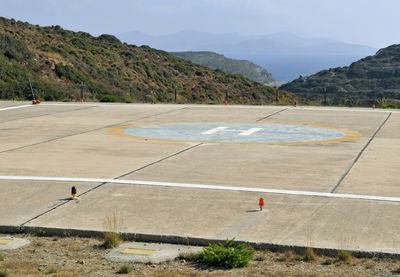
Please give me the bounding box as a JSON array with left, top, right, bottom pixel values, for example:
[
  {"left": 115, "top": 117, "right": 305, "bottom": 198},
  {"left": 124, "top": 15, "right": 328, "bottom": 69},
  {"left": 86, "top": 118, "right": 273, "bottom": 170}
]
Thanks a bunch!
[{"left": 0, "top": 101, "right": 399, "bottom": 254}]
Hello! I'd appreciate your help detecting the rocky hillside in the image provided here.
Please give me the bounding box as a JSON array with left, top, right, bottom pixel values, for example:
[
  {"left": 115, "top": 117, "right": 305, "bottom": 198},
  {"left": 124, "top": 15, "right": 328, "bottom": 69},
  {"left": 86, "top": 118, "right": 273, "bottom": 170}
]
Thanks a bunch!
[
  {"left": 171, "top": 51, "right": 281, "bottom": 87},
  {"left": 0, "top": 17, "right": 297, "bottom": 104},
  {"left": 280, "top": 45, "right": 400, "bottom": 107}
]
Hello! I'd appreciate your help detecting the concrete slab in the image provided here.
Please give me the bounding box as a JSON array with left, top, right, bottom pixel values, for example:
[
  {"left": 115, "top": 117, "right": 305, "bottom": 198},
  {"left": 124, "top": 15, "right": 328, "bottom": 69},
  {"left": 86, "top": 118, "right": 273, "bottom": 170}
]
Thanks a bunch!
[
  {"left": 336, "top": 113, "right": 400, "bottom": 197},
  {"left": 1, "top": 102, "right": 399, "bottom": 254},
  {"left": 105, "top": 242, "right": 202, "bottom": 263},
  {"left": 0, "top": 180, "right": 99, "bottom": 225}
]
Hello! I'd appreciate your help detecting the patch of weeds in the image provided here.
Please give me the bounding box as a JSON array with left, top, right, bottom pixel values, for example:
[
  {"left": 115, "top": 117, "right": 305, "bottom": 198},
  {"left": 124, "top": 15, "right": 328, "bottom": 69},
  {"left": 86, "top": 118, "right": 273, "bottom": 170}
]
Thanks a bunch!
[
  {"left": 52, "top": 237, "right": 58, "bottom": 241},
  {"left": 35, "top": 242, "right": 44, "bottom": 247},
  {"left": 393, "top": 267, "right": 400, "bottom": 274},
  {"left": 117, "top": 265, "right": 132, "bottom": 274},
  {"left": 0, "top": 253, "right": 4, "bottom": 261},
  {"left": 39, "top": 229, "right": 47, "bottom": 236},
  {"left": 47, "top": 266, "right": 57, "bottom": 274},
  {"left": 102, "top": 211, "right": 122, "bottom": 248},
  {"left": 102, "top": 232, "right": 120, "bottom": 249},
  {"left": 277, "top": 250, "right": 295, "bottom": 262},
  {"left": 337, "top": 250, "right": 352, "bottom": 264},
  {"left": 0, "top": 270, "right": 9, "bottom": 277},
  {"left": 303, "top": 248, "right": 317, "bottom": 262},
  {"left": 323, "top": 258, "right": 334, "bottom": 265},
  {"left": 197, "top": 239, "right": 255, "bottom": 269}
]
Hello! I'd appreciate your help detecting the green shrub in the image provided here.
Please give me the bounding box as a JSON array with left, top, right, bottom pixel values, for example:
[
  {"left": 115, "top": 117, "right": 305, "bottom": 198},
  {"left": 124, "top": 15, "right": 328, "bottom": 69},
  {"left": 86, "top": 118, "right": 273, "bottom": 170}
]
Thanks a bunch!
[
  {"left": 197, "top": 239, "right": 255, "bottom": 269},
  {"left": 100, "top": 94, "right": 120, "bottom": 103},
  {"left": 381, "top": 103, "right": 398, "bottom": 109},
  {"left": 0, "top": 253, "right": 4, "bottom": 261},
  {"left": 337, "top": 250, "right": 352, "bottom": 263},
  {"left": 102, "top": 232, "right": 120, "bottom": 249},
  {"left": 0, "top": 270, "right": 9, "bottom": 277},
  {"left": 117, "top": 265, "right": 132, "bottom": 274}
]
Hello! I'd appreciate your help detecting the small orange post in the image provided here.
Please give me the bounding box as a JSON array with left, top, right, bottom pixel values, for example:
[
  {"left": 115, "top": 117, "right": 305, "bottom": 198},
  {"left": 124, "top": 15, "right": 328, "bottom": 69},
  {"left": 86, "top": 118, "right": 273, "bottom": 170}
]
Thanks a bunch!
[
  {"left": 259, "top": 197, "right": 265, "bottom": 211},
  {"left": 224, "top": 100, "right": 227, "bottom": 105},
  {"left": 80, "top": 98, "right": 83, "bottom": 103},
  {"left": 372, "top": 104, "right": 375, "bottom": 109}
]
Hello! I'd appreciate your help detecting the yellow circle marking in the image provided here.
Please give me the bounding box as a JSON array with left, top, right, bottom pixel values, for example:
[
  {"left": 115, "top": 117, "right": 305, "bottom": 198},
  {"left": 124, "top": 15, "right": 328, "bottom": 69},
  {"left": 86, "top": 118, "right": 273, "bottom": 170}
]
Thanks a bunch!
[{"left": 107, "top": 121, "right": 362, "bottom": 145}]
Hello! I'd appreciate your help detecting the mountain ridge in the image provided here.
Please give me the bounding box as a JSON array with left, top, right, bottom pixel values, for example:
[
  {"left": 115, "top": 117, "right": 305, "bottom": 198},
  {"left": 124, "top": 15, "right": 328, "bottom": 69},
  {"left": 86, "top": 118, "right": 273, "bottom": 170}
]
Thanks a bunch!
[
  {"left": 171, "top": 51, "right": 281, "bottom": 87},
  {"left": 0, "top": 17, "right": 298, "bottom": 105},
  {"left": 280, "top": 44, "right": 400, "bottom": 107}
]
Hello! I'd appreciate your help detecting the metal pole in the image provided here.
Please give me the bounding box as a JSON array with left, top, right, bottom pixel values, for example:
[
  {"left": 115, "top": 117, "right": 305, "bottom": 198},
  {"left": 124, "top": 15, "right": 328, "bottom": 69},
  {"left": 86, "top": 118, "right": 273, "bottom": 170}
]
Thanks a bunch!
[
  {"left": 28, "top": 76, "right": 35, "bottom": 101},
  {"left": 80, "top": 82, "right": 84, "bottom": 102},
  {"left": 324, "top": 88, "right": 327, "bottom": 106},
  {"left": 174, "top": 88, "right": 177, "bottom": 103}
]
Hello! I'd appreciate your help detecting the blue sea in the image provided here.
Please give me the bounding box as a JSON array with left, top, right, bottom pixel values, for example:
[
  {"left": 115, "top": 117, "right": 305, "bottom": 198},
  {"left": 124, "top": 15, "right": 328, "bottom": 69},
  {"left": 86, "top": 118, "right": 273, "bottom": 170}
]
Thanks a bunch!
[{"left": 224, "top": 53, "right": 368, "bottom": 83}]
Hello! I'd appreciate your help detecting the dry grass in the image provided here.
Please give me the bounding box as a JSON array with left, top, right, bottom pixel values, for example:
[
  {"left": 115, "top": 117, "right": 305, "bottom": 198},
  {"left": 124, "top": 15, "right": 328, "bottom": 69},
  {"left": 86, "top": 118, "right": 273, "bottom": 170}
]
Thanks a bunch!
[{"left": 0, "top": 234, "right": 398, "bottom": 276}]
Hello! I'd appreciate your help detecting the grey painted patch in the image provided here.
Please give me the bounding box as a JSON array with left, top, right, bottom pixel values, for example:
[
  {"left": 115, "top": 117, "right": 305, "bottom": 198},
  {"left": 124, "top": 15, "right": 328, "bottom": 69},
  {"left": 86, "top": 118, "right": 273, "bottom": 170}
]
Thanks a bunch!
[
  {"left": 123, "top": 122, "right": 347, "bottom": 143},
  {"left": 105, "top": 242, "right": 202, "bottom": 263}
]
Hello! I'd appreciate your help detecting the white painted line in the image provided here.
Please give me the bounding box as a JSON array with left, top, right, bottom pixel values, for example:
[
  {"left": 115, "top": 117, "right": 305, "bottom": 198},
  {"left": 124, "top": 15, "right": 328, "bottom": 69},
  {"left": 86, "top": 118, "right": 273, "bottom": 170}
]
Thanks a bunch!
[
  {"left": 0, "top": 105, "right": 32, "bottom": 111},
  {"left": 239, "top": 128, "right": 263, "bottom": 136},
  {"left": 0, "top": 175, "right": 399, "bottom": 203},
  {"left": 202, "top": 126, "right": 228, "bottom": 134}
]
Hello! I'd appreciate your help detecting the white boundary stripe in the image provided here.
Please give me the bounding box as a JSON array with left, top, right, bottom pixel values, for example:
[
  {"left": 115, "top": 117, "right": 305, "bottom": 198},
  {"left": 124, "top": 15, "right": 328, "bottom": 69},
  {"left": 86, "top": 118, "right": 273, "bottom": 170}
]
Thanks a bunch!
[
  {"left": 0, "top": 105, "right": 32, "bottom": 111},
  {"left": 0, "top": 175, "right": 399, "bottom": 203}
]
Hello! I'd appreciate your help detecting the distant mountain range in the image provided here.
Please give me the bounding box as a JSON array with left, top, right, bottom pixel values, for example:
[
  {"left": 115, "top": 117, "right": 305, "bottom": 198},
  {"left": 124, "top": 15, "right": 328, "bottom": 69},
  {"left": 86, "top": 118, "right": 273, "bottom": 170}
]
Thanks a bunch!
[
  {"left": 280, "top": 44, "right": 400, "bottom": 107},
  {"left": 171, "top": 51, "right": 281, "bottom": 87},
  {"left": 118, "top": 30, "right": 376, "bottom": 55},
  {"left": 117, "top": 31, "right": 377, "bottom": 81}
]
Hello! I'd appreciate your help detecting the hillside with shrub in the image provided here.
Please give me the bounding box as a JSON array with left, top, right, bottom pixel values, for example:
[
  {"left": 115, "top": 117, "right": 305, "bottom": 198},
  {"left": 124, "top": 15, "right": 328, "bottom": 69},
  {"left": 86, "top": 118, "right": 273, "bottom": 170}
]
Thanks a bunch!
[
  {"left": 0, "top": 17, "right": 297, "bottom": 104},
  {"left": 171, "top": 51, "right": 281, "bottom": 87},
  {"left": 280, "top": 45, "right": 400, "bottom": 107}
]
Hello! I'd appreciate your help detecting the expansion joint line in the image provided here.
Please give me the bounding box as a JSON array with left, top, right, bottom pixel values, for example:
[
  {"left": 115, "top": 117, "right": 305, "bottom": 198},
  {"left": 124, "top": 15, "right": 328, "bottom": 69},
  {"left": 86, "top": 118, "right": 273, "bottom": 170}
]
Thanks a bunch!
[
  {"left": 0, "top": 105, "right": 97, "bottom": 124},
  {"left": 256, "top": 108, "right": 288, "bottom": 122},
  {"left": 18, "top": 142, "right": 202, "bottom": 227},
  {"left": 331, "top": 112, "right": 392, "bottom": 193},
  {"left": 0, "top": 107, "right": 187, "bottom": 155}
]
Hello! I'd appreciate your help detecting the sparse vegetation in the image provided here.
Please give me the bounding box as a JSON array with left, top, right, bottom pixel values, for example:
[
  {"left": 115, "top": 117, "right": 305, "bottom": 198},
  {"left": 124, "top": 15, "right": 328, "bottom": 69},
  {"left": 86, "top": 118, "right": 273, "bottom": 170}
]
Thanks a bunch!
[
  {"left": 196, "top": 239, "right": 255, "bottom": 269},
  {"left": 117, "top": 265, "right": 132, "bottom": 274},
  {"left": 0, "top": 270, "right": 8, "bottom": 277},
  {"left": 102, "top": 232, "right": 120, "bottom": 249},
  {"left": 0, "top": 16, "right": 297, "bottom": 104},
  {"left": 303, "top": 248, "right": 317, "bottom": 262},
  {"left": 281, "top": 44, "right": 400, "bottom": 106},
  {"left": 47, "top": 266, "right": 57, "bottom": 274},
  {"left": 102, "top": 211, "right": 122, "bottom": 249},
  {"left": 0, "top": 254, "right": 4, "bottom": 261},
  {"left": 337, "top": 250, "right": 353, "bottom": 263}
]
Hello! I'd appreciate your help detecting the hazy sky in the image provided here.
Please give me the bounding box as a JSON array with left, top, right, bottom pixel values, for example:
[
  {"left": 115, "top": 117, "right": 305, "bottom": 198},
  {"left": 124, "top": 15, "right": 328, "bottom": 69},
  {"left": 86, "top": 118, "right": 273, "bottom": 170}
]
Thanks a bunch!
[{"left": 1, "top": 0, "right": 399, "bottom": 48}]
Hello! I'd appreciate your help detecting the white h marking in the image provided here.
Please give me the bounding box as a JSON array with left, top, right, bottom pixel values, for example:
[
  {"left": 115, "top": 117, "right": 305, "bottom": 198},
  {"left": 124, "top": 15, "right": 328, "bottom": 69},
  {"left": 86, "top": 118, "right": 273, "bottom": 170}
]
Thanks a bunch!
[
  {"left": 238, "top": 128, "right": 262, "bottom": 136},
  {"left": 202, "top": 126, "right": 263, "bottom": 136},
  {"left": 202, "top": 127, "right": 229, "bottom": 134}
]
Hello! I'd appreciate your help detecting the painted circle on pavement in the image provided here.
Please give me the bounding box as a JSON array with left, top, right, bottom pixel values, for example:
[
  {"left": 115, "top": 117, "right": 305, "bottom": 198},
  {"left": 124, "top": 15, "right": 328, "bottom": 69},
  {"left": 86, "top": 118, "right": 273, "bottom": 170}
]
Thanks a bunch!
[{"left": 108, "top": 122, "right": 361, "bottom": 145}]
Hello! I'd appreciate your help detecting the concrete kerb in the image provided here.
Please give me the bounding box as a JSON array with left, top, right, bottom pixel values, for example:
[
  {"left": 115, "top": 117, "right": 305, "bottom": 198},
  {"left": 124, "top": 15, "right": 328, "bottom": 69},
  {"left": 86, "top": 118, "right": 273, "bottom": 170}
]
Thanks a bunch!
[{"left": 0, "top": 225, "right": 398, "bottom": 260}]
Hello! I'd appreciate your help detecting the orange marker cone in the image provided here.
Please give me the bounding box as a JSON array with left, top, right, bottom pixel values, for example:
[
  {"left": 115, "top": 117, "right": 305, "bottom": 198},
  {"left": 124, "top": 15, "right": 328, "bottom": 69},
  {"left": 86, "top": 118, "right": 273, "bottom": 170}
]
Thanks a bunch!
[
  {"left": 80, "top": 98, "right": 83, "bottom": 103},
  {"left": 259, "top": 197, "right": 265, "bottom": 211},
  {"left": 225, "top": 100, "right": 227, "bottom": 105},
  {"left": 372, "top": 104, "right": 375, "bottom": 109}
]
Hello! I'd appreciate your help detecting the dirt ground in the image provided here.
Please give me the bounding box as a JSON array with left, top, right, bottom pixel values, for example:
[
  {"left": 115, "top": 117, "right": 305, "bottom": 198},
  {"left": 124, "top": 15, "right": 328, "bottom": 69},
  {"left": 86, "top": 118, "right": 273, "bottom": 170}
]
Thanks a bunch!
[{"left": 0, "top": 234, "right": 399, "bottom": 276}]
